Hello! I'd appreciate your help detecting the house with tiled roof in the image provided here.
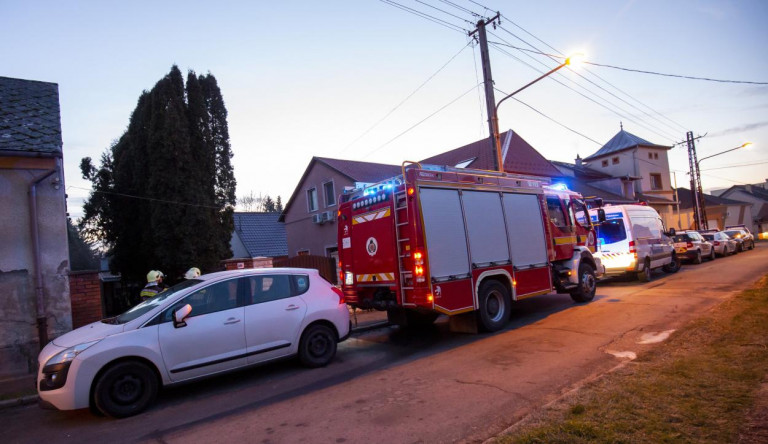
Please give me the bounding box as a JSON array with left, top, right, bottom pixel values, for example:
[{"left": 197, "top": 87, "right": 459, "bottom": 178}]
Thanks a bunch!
[
  {"left": 714, "top": 181, "right": 768, "bottom": 235},
  {"left": 0, "top": 76, "right": 71, "bottom": 378},
  {"left": 223, "top": 212, "right": 288, "bottom": 269},
  {"left": 674, "top": 187, "right": 753, "bottom": 231},
  {"left": 279, "top": 131, "right": 565, "bottom": 268},
  {"left": 581, "top": 127, "right": 677, "bottom": 228}
]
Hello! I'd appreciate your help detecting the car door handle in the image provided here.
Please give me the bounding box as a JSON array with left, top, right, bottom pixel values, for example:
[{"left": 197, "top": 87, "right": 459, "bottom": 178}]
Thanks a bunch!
[
  {"left": 223, "top": 318, "right": 241, "bottom": 325},
  {"left": 285, "top": 305, "right": 300, "bottom": 311}
]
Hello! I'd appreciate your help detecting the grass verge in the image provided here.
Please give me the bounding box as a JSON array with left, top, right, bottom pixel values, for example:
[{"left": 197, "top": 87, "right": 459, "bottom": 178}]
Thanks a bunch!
[{"left": 496, "top": 275, "right": 768, "bottom": 444}]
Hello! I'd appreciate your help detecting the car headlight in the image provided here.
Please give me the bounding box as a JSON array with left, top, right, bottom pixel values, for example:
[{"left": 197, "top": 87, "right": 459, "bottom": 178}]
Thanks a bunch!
[{"left": 45, "top": 340, "right": 101, "bottom": 367}]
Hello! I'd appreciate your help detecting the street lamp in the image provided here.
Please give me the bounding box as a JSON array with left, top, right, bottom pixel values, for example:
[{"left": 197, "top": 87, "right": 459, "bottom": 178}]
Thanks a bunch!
[
  {"left": 698, "top": 142, "right": 753, "bottom": 165},
  {"left": 491, "top": 54, "right": 584, "bottom": 171}
]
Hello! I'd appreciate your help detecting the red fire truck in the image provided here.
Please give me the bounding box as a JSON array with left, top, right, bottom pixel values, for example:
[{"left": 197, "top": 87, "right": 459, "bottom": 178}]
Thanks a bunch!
[{"left": 337, "top": 163, "right": 605, "bottom": 332}]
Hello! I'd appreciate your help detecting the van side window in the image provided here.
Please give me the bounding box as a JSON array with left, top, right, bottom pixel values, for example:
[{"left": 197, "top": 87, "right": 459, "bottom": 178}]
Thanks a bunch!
[
  {"left": 632, "top": 217, "right": 662, "bottom": 239},
  {"left": 546, "top": 196, "right": 568, "bottom": 228}
]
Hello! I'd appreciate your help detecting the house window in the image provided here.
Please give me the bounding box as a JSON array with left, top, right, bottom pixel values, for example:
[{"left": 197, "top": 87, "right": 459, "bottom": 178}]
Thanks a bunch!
[
  {"left": 648, "top": 153, "right": 653, "bottom": 159},
  {"left": 612, "top": 157, "right": 619, "bottom": 165},
  {"left": 602, "top": 160, "right": 609, "bottom": 167},
  {"left": 650, "top": 173, "right": 663, "bottom": 190},
  {"left": 654, "top": 153, "right": 659, "bottom": 159},
  {"left": 307, "top": 188, "right": 318, "bottom": 212},
  {"left": 323, "top": 181, "right": 336, "bottom": 207}
]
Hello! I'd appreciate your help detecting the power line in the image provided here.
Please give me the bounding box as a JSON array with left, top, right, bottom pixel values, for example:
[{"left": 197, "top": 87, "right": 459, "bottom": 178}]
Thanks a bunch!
[
  {"left": 437, "top": 0, "right": 482, "bottom": 18},
  {"left": 489, "top": 30, "right": 680, "bottom": 142},
  {"left": 488, "top": 41, "right": 678, "bottom": 144},
  {"left": 68, "top": 185, "right": 223, "bottom": 209},
  {"left": 363, "top": 82, "right": 482, "bottom": 158},
  {"left": 494, "top": 87, "right": 602, "bottom": 146},
  {"left": 700, "top": 159, "right": 768, "bottom": 172},
  {"left": 413, "top": 0, "right": 474, "bottom": 25},
  {"left": 584, "top": 61, "right": 768, "bottom": 85},
  {"left": 340, "top": 41, "right": 472, "bottom": 153},
  {"left": 379, "top": 0, "right": 468, "bottom": 34}
]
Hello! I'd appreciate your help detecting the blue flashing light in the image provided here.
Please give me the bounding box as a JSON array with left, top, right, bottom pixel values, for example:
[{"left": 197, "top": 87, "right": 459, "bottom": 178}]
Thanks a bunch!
[{"left": 550, "top": 182, "right": 568, "bottom": 191}]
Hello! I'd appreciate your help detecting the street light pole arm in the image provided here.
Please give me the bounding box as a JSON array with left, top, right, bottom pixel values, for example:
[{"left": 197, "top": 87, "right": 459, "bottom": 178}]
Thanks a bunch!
[
  {"left": 698, "top": 143, "right": 751, "bottom": 164},
  {"left": 495, "top": 62, "right": 568, "bottom": 114}
]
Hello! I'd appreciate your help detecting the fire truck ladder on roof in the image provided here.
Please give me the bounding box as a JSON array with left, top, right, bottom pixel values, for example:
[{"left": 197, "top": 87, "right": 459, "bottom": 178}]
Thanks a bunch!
[{"left": 393, "top": 188, "right": 413, "bottom": 303}]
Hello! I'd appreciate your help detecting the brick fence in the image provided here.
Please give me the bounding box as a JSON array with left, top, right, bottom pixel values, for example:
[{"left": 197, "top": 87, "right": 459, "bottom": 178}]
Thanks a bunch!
[{"left": 69, "top": 270, "right": 103, "bottom": 328}]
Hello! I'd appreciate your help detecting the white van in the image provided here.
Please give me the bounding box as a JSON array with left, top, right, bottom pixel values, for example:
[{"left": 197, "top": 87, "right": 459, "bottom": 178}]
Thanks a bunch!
[{"left": 588, "top": 204, "right": 680, "bottom": 281}]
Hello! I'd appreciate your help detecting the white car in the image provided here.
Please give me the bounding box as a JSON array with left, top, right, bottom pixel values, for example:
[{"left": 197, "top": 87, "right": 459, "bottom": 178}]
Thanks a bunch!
[{"left": 37, "top": 268, "right": 350, "bottom": 418}]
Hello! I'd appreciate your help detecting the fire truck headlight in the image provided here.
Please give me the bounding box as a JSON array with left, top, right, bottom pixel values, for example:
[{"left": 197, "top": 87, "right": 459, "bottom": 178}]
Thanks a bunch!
[{"left": 345, "top": 272, "right": 354, "bottom": 286}]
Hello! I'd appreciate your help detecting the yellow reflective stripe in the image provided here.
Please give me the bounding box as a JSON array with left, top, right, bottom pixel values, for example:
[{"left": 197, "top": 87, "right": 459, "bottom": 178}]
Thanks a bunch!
[
  {"left": 554, "top": 236, "right": 577, "bottom": 245},
  {"left": 355, "top": 273, "right": 395, "bottom": 282},
  {"left": 352, "top": 208, "right": 391, "bottom": 225}
]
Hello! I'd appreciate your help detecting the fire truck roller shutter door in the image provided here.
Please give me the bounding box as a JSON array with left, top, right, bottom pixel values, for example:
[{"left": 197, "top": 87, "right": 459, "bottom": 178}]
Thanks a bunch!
[
  {"left": 502, "top": 193, "right": 548, "bottom": 267},
  {"left": 462, "top": 191, "right": 510, "bottom": 266},
  {"left": 419, "top": 188, "right": 471, "bottom": 279}
]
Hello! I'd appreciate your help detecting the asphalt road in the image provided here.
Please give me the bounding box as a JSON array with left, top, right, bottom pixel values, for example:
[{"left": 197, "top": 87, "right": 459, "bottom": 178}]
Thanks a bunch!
[{"left": 5, "top": 244, "right": 768, "bottom": 443}]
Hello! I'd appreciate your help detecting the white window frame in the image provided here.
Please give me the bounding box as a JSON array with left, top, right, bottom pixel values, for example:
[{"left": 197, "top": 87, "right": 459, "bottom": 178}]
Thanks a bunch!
[
  {"left": 649, "top": 173, "right": 663, "bottom": 190},
  {"left": 306, "top": 187, "right": 318, "bottom": 212},
  {"left": 323, "top": 180, "right": 336, "bottom": 207}
]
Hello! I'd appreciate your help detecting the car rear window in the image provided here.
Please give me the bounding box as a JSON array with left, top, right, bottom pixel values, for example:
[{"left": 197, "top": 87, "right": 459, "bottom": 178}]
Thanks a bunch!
[
  {"left": 673, "top": 234, "right": 694, "bottom": 242},
  {"left": 596, "top": 219, "right": 627, "bottom": 245},
  {"left": 702, "top": 234, "right": 714, "bottom": 241}
]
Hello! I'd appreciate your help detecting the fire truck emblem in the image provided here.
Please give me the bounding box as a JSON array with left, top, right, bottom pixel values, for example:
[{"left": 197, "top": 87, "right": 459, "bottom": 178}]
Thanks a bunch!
[
  {"left": 366, "top": 237, "right": 378, "bottom": 256},
  {"left": 344, "top": 224, "right": 349, "bottom": 236},
  {"left": 435, "top": 286, "right": 442, "bottom": 298}
]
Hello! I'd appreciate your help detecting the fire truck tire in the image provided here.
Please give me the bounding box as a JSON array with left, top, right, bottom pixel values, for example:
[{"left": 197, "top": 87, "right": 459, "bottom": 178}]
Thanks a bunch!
[
  {"left": 570, "top": 262, "right": 596, "bottom": 303},
  {"left": 637, "top": 258, "right": 652, "bottom": 282},
  {"left": 298, "top": 324, "right": 337, "bottom": 368},
  {"left": 477, "top": 280, "right": 511, "bottom": 332}
]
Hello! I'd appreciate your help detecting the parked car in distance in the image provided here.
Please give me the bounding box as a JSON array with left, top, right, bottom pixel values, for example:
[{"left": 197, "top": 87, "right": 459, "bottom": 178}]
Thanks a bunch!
[
  {"left": 701, "top": 231, "right": 737, "bottom": 257},
  {"left": 37, "top": 268, "right": 350, "bottom": 418},
  {"left": 673, "top": 230, "right": 715, "bottom": 263},
  {"left": 724, "top": 228, "right": 755, "bottom": 252}
]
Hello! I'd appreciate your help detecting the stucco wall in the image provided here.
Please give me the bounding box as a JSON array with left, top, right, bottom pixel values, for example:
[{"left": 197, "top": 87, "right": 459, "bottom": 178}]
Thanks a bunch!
[
  {"left": 0, "top": 166, "right": 71, "bottom": 376},
  {"left": 284, "top": 163, "right": 354, "bottom": 257}
]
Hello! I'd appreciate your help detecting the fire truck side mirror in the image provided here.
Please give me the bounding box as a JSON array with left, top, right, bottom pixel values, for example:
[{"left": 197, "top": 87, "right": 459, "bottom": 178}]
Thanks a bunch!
[{"left": 597, "top": 209, "right": 606, "bottom": 223}]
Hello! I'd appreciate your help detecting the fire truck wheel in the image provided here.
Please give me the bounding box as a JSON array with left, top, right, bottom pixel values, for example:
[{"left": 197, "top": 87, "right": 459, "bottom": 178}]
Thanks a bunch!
[
  {"left": 477, "top": 280, "right": 511, "bottom": 332},
  {"left": 298, "top": 324, "right": 337, "bottom": 368},
  {"left": 570, "top": 262, "right": 596, "bottom": 303},
  {"left": 637, "top": 258, "right": 652, "bottom": 282}
]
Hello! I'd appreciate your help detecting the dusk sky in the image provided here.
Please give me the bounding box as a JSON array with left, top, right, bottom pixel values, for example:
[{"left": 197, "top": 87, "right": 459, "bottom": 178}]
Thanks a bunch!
[{"left": 2, "top": 0, "right": 766, "bottom": 219}]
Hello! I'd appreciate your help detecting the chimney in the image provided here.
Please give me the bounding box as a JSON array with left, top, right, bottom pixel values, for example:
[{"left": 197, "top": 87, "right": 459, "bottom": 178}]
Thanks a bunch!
[
  {"left": 575, "top": 154, "right": 582, "bottom": 167},
  {"left": 745, "top": 184, "right": 753, "bottom": 193}
]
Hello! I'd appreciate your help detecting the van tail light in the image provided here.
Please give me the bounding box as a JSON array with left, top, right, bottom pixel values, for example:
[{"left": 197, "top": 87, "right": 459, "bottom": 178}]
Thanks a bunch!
[
  {"left": 331, "top": 286, "right": 345, "bottom": 305},
  {"left": 628, "top": 240, "right": 636, "bottom": 255}
]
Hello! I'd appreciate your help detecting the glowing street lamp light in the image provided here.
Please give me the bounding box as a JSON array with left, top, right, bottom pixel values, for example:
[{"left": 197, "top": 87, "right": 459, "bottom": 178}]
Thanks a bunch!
[
  {"left": 698, "top": 142, "right": 753, "bottom": 164},
  {"left": 491, "top": 54, "right": 584, "bottom": 171}
]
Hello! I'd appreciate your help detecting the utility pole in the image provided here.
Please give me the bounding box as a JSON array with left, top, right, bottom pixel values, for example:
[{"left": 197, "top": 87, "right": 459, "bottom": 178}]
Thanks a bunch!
[
  {"left": 469, "top": 13, "right": 502, "bottom": 171},
  {"left": 686, "top": 131, "right": 708, "bottom": 230}
]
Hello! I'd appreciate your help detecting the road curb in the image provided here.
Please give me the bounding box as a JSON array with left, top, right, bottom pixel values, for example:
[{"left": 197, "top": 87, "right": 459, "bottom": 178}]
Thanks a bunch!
[
  {"left": 351, "top": 321, "right": 391, "bottom": 334},
  {"left": 0, "top": 394, "right": 38, "bottom": 411}
]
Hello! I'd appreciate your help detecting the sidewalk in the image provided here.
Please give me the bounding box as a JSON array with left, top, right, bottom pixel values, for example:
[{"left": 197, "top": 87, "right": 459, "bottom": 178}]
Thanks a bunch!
[{"left": 0, "top": 307, "right": 390, "bottom": 411}]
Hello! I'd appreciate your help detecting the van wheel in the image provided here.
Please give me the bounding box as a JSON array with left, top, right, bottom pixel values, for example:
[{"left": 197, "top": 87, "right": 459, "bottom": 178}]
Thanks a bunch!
[
  {"left": 93, "top": 361, "right": 158, "bottom": 418},
  {"left": 637, "top": 258, "right": 652, "bottom": 282},
  {"left": 477, "top": 280, "right": 511, "bottom": 332},
  {"left": 570, "top": 262, "right": 596, "bottom": 303},
  {"left": 693, "top": 250, "right": 702, "bottom": 264},
  {"left": 709, "top": 248, "right": 716, "bottom": 261},
  {"left": 663, "top": 253, "right": 681, "bottom": 274},
  {"left": 298, "top": 324, "right": 337, "bottom": 368}
]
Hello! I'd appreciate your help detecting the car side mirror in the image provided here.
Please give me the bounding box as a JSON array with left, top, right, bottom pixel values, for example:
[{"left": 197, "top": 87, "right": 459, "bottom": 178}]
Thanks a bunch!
[
  {"left": 665, "top": 228, "right": 676, "bottom": 237},
  {"left": 173, "top": 304, "right": 192, "bottom": 328},
  {"left": 597, "top": 209, "right": 606, "bottom": 223}
]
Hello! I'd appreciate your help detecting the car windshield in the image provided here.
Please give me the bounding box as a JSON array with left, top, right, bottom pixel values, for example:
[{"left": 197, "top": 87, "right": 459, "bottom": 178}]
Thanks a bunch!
[
  {"left": 596, "top": 219, "right": 627, "bottom": 245},
  {"left": 106, "top": 279, "right": 202, "bottom": 324}
]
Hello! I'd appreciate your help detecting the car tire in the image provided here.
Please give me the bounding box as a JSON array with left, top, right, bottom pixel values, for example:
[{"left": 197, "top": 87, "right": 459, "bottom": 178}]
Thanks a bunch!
[
  {"left": 93, "top": 360, "right": 158, "bottom": 418},
  {"left": 662, "top": 253, "right": 681, "bottom": 274},
  {"left": 638, "top": 258, "right": 652, "bottom": 282},
  {"left": 570, "top": 262, "right": 596, "bottom": 303},
  {"left": 709, "top": 248, "right": 716, "bottom": 261},
  {"left": 298, "top": 323, "right": 337, "bottom": 368},
  {"left": 477, "top": 280, "right": 511, "bottom": 332},
  {"left": 749, "top": 241, "right": 755, "bottom": 250},
  {"left": 693, "top": 250, "right": 702, "bottom": 264}
]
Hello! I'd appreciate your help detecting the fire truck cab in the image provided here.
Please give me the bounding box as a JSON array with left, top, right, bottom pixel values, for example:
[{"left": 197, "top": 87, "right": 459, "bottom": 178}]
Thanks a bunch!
[{"left": 338, "top": 163, "right": 604, "bottom": 332}]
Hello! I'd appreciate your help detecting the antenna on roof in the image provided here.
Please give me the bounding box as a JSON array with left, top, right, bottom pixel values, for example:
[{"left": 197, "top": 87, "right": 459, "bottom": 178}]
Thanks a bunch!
[{"left": 620, "top": 121, "right": 624, "bottom": 130}]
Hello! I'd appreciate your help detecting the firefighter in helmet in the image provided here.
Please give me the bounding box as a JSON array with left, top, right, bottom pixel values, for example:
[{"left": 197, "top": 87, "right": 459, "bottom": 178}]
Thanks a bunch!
[
  {"left": 184, "top": 267, "right": 201, "bottom": 279},
  {"left": 140, "top": 270, "right": 166, "bottom": 301}
]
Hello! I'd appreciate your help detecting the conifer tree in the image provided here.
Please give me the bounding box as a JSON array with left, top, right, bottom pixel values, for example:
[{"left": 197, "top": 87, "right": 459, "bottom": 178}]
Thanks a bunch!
[{"left": 80, "top": 66, "right": 236, "bottom": 283}]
